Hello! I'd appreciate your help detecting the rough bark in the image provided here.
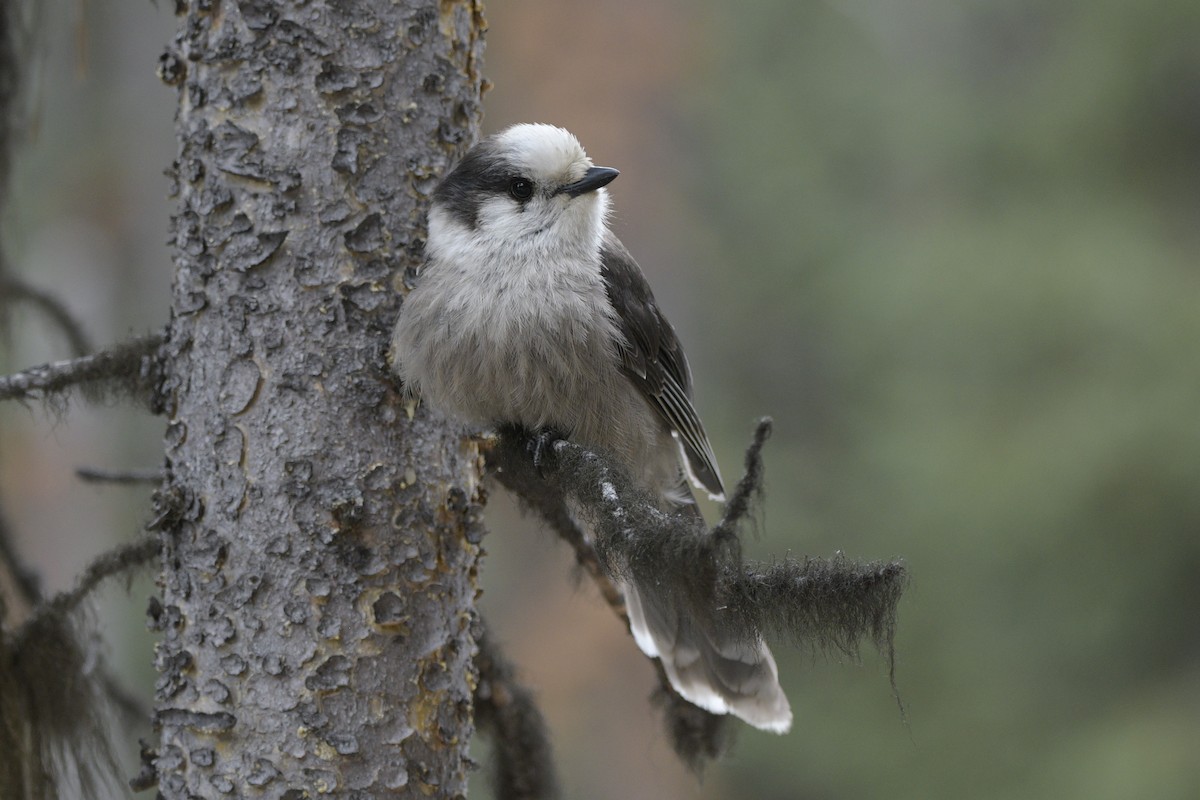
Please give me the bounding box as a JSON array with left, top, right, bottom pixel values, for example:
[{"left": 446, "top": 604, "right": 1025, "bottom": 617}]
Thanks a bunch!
[{"left": 154, "top": 2, "right": 487, "bottom": 797}]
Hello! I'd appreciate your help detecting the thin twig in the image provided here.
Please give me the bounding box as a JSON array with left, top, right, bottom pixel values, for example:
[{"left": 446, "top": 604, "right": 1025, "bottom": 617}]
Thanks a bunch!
[
  {"left": 75, "top": 466, "right": 162, "bottom": 486},
  {"left": 15, "top": 534, "right": 160, "bottom": 641},
  {"left": 711, "top": 417, "right": 772, "bottom": 543}
]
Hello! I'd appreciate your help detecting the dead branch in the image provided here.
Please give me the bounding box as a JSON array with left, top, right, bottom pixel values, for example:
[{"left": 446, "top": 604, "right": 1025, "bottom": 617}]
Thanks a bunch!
[
  {"left": 14, "top": 533, "right": 159, "bottom": 636},
  {"left": 76, "top": 466, "right": 162, "bottom": 485},
  {"left": 0, "top": 331, "right": 164, "bottom": 407},
  {"left": 474, "top": 621, "right": 560, "bottom": 800},
  {"left": 484, "top": 419, "right": 908, "bottom": 771}
]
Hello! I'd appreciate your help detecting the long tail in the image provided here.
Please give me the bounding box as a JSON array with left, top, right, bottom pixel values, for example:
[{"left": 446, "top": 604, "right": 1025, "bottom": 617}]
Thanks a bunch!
[{"left": 623, "top": 577, "right": 793, "bottom": 733}]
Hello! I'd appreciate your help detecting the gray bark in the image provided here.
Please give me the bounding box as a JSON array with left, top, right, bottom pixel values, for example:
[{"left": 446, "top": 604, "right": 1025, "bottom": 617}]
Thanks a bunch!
[{"left": 154, "top": 1, "right": 487, "bottom": 797}]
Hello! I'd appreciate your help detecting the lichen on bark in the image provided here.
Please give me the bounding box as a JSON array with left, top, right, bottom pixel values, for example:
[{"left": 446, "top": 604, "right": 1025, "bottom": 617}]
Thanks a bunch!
[{"left": 154, "top": 1, "right": 487, "bottom": 796}]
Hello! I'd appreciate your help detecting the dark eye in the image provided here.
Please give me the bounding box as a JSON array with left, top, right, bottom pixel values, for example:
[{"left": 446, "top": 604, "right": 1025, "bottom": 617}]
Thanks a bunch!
[{"left": 508, "top": 177, "right": 534, "bottom": 201}]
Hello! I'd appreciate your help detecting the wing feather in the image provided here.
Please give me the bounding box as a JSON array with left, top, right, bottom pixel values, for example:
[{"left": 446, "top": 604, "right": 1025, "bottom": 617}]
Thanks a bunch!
[{"left": 599, "top": 231, "right": 725, "bottom": 500}]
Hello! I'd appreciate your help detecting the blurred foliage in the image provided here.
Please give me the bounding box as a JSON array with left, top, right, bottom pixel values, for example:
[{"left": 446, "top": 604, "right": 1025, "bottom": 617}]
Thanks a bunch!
[{"left": 685, "top": 0, "right": 1200, "bottom": 797}]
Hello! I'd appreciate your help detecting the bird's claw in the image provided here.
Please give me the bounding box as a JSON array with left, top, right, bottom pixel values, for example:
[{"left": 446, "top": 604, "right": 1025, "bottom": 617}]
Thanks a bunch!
[{"left": 529, "top": 427, "right": 564, "bottom": 477}]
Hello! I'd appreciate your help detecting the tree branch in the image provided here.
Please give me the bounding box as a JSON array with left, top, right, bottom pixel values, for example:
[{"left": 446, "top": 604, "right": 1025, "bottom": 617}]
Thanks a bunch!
[
  {"left": 75, "top": 466, "right": 163, "bottom": 485},
  {"left": 0, "top": 331, "right": 164, "bottom": 408},
  {"left": 485, "top": 419, "right": 908, "bottom": 771},
  {"left": 13, "top": 533, "right": 159, "bottom": 641},
  {"left": 1, "top": 533, "right": 160, "bottom": 800},
  {"left": 473, "top": 621, "right": 560, "bottom": 800},
  {"left": 488, "top": 435, "right": 625, "bottom": 612},
  {"left": 486, "top": 429, "right": 736, "bottom": 769}
]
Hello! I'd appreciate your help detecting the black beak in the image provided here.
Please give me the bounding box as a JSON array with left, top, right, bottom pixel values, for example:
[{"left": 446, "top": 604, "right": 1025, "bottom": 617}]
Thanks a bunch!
[{"left": 558, "top": 166, "right": 620, "bottom": 197}]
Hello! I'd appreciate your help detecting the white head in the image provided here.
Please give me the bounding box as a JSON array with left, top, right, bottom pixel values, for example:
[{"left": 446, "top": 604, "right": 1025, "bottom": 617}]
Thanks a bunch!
[{"left": 426, "top": 124, "right": 619, "bottom": 261}]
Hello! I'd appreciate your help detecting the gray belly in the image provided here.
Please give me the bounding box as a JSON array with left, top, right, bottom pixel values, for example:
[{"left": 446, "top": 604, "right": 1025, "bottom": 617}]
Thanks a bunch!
[{"left": 395, "top": 285, "right": 682, "bottom": 496}]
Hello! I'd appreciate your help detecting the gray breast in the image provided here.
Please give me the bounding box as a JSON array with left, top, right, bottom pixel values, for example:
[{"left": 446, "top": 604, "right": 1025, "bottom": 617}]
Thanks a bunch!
[{"left": 393, "top": 260, "right": 683, "bottom": 497}]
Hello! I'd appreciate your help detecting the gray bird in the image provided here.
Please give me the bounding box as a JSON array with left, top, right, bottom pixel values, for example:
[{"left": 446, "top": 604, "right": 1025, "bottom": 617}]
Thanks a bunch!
[{"left": 391, "top": 124, "right": 792, "bottom": 733}]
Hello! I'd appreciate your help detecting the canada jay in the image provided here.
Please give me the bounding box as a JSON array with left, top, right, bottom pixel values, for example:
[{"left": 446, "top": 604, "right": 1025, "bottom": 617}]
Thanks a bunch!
[{"left": 391, "top": 124, "right": 792, "bottom": 733}]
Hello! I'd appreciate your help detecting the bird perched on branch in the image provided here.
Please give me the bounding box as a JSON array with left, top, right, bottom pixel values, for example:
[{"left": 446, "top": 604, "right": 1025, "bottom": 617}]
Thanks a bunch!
[{"left": 391, "top": 123, "right": 792, "bottom": 733}]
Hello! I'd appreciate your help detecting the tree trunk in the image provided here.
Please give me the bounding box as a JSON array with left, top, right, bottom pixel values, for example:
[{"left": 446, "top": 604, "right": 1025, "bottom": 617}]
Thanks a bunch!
[{"left": 154, "top": 2, "right": 487, "bottom": 797}]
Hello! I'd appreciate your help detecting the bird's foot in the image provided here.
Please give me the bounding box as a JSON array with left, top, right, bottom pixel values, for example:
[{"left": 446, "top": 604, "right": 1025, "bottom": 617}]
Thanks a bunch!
[{"left": 529, "top": 427, "right": 565, "bottom": 477}]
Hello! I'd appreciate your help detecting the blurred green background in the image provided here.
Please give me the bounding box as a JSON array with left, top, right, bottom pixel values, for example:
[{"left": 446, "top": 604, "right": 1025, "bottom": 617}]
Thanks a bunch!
[{"left": 3, "top": 1, "right": 1198, "bottom": 798}]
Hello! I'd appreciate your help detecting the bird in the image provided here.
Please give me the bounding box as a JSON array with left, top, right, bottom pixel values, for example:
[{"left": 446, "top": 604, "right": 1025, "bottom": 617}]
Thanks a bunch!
[{"left": 391, "top": 123, "right": 792, "bottom": 733}]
